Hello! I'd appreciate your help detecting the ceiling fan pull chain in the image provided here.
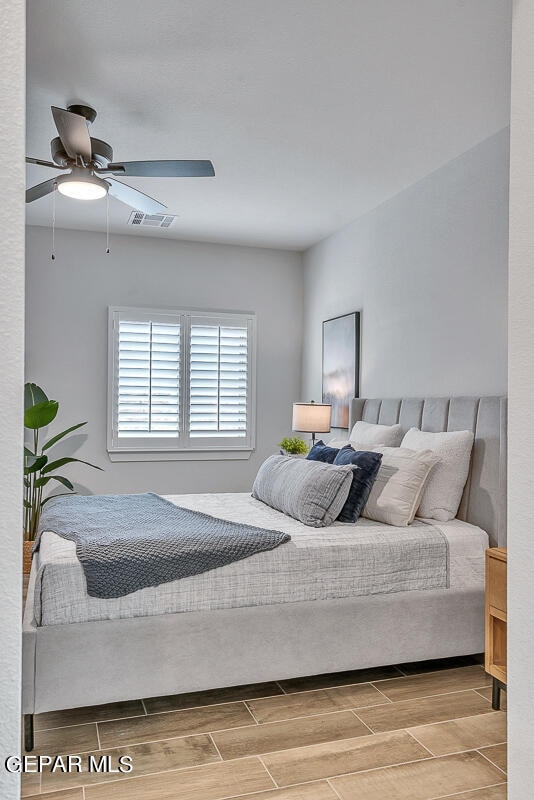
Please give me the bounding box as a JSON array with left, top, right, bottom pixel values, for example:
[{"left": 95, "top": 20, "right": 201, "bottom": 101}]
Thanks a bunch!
[
  {"left": 106, "top": 191, "right": 110, "bottom": 254},
  {"left": 51, "top": 182, "right": 57, "bottom": 261}
]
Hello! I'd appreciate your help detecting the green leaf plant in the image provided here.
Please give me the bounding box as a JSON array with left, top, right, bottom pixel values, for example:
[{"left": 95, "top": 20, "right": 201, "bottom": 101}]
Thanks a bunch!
[
  {"left": 23, "top": 383, "right": 102, "bottom": 541},
  {"left": 278, "top": 436, "right": 309, "bottom": 456}
]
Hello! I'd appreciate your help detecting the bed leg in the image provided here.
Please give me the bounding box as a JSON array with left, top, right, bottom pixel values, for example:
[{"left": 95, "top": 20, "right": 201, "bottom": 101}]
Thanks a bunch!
[{"left": 24, "top": 714, "right": 34, "bottom": 752}]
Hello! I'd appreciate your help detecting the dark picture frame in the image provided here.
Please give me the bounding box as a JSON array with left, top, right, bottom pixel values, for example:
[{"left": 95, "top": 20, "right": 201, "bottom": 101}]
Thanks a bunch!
[{"left": 322, "top": 311, "right": 360, "bottom": 429}]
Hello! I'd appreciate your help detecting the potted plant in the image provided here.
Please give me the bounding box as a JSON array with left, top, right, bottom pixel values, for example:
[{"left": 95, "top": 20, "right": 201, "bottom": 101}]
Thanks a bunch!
[
  {"left": 278, "top": 436, "right": 309, "bottom": 457},
  {"left": 23, "top": 383, "right": 101, "bottom": 573}
]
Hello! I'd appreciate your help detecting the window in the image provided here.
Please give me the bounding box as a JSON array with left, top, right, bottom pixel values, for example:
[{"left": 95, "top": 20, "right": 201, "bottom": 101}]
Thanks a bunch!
[{"left": 108, "top": 307, "right": 255, "bottom": 458}]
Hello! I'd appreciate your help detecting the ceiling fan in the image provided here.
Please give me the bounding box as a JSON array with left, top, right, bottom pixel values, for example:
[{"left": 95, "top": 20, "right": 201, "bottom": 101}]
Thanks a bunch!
[{"left": 26, "top": 104, "right": 215, "bottom": 214}]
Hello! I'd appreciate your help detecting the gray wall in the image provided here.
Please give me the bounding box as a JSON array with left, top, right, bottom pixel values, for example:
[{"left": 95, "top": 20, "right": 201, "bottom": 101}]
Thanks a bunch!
[
  {"left": 25, "top": 227, "right": 303, "bottom": 495},
  {"left": 301, "top": 130, "right": 509, "bottom": 411},
  {"left": 0, "top": 0, "right": 24, "bottom": 796},
  {"left": 508, "top": 0, "right": 534, "bottom": 793}
]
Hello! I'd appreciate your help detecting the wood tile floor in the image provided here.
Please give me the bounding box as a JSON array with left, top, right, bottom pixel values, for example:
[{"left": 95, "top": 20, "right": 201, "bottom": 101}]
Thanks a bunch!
[{"left": 21, "top": 655, "right": 507, "bottom": 800}]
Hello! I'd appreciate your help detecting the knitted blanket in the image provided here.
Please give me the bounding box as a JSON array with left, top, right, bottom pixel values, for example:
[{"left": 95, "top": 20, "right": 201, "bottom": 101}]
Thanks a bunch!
[{"left": 35, "top": 492, "right": 290, "bottom": 598}]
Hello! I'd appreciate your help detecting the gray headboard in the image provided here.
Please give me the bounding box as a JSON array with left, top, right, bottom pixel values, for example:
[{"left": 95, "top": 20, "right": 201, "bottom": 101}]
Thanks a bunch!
[{"left": 349, "top": 396, "right": 507, "bottom": 547}]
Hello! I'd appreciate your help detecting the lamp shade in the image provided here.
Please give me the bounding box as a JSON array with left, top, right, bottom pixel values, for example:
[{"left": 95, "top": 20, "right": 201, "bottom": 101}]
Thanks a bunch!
[{"left": 292, "top": 402, "right": 332, "bottom": 434}]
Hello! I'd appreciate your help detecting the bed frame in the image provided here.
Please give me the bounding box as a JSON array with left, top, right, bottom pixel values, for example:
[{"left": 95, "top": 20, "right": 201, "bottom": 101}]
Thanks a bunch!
[{"left": 22, "top": 394, "right": 507, "bottom": 751}]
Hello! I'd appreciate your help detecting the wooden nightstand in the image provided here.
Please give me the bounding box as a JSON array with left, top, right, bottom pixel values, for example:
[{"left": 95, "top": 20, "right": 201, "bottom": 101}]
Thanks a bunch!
[{"left": 485, "top": 547, "right": 507, "bottom": 710}]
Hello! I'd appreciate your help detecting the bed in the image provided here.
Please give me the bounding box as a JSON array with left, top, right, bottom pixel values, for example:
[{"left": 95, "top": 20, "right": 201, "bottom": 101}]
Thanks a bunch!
[{"left": 22, "top": 394, "right": 507, "bottom": 751}]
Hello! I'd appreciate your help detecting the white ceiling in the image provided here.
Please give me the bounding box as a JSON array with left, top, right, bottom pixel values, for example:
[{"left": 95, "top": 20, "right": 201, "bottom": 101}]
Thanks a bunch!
[{"left": 26, "top": 0, "right": 511, "bottom": 251}]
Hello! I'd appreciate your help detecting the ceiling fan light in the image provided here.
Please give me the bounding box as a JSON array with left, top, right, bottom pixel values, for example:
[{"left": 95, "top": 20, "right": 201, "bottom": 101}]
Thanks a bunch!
[
  {"left": 56, "top": 171, "right": 108, "bottom": 200},
  {"left": 58, "top": 180, "right": 107, "bottom": 200}
]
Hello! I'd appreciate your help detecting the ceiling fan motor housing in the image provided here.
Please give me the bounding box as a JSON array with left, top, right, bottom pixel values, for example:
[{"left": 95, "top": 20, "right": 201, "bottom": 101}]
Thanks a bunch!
[
  {"left": 50, "top": 136, "right": 113, "bottom": 168},
  {"left": 66, "top": 104, "right": 97, "bottom": 123}
]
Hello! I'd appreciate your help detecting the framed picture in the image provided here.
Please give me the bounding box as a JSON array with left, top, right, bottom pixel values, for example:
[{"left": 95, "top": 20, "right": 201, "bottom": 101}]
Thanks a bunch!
[{"left": 322, "top": 311, "right": 360, "bottom": 429}]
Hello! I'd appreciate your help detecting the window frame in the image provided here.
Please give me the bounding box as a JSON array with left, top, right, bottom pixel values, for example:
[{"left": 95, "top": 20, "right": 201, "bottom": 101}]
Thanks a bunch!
[{"left": 107, "top": 306, "right": 256, "bottom": 460}]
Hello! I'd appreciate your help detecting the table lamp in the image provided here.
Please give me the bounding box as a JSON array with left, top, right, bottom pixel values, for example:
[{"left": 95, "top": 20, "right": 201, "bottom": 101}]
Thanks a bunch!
[{"left": 292, "top": 400, "right": 332, "bottom": 446}]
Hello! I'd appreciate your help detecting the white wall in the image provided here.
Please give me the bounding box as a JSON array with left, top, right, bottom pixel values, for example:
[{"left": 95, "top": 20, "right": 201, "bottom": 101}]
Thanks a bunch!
[
  {"left": 25, "top": 227, "right": 302, "bottom": 495},
  {"left": 508, "top": 0, "right": 534, "bottom": 794},
  {"left": 0, "top": 1, "right": 25, "bottom": 798},
  {"left": 301, "top": 130, "right": 509, "bottom": 408}
]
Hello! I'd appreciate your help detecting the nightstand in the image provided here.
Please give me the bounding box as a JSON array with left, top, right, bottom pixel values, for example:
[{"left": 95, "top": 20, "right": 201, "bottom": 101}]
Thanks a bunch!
[{"left": 485, "top": 547, "right": 507, "bottom": 710}]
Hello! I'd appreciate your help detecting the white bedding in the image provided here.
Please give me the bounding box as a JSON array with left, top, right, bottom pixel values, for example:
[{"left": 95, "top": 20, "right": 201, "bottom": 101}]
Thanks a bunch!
[{"left": 33, "top": 492, "right": 488, "bottom": 627}]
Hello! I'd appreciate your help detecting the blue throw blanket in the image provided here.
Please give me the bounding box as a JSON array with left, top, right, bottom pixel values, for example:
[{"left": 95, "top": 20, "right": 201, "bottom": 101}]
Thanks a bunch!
[{"left": 35, "top": 493, "right": 291, "bottom": 599}]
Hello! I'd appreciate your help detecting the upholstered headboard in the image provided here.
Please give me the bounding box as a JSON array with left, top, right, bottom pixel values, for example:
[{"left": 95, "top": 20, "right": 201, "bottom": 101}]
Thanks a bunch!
[{"left": 349, "top": 396, "right": 507, "bottom": 547}]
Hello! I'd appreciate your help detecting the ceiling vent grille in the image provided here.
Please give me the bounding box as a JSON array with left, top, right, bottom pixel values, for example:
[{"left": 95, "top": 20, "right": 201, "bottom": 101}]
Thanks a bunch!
[{"left": 128, "top": 212, "right": 177, "bottom": 228}]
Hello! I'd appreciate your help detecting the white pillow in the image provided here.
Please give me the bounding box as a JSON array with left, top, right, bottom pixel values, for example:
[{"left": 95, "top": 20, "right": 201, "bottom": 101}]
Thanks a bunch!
[
  {"left": 362, "top": 446, "right": 439, "bottom": 527},
  {"left": 327, "top": 436, "right": 392, "bottom": 452},
  {"left": 401, "top": 428, "right": 474, "bottom": 521},
  {"left": 349, "top": 420, "right": 403, "bottom": 447},
  {"left": 327, "top": 437, "right": 350, "bottom": 448}
]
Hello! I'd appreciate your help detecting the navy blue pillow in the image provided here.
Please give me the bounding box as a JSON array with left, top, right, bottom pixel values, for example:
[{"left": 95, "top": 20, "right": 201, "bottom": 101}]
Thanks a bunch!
[
  {"left": 306, "top": 440, "right": 339, "bottom": 464},
  {"left": 333, "top": 445, "right": 383, "bottom": 523}
]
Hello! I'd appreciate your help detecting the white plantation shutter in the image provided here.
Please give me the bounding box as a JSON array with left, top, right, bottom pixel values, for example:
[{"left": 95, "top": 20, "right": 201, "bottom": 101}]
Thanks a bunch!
[
  {"left": 109, "top": 307, "right": 255, "bottom": 454},
  {"left": 190, "top": 322, "right": 248, "bottom": 438},
  {"left": 117, "top": 320, "right": 180, "bottom": 437}
]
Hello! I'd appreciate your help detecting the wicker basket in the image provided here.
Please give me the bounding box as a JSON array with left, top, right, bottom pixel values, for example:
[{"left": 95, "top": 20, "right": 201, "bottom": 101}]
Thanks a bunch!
[{"left": 23, "top": 540, "right": 33, "bottom": 574}]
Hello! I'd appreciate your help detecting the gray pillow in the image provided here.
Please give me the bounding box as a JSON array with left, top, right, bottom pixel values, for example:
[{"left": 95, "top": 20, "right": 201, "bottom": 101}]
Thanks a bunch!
[{"left": 252, "top": 454, "right": 354, "bottom": 527}]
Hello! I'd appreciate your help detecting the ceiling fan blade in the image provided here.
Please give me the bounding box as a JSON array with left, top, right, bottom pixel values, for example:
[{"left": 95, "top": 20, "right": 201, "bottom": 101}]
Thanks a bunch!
[
  {"left": 106, "top": 178, "right": 167, "bottom": 214},
  {"left": 51, "top": 106, "right": 92, "bottom": 162},
  {"left": 26, "top": 156, "right": 67, "bottom": 169},
  {"left": 102, "top": 160, "right": 215, "bottom": 178},
  {"left": 26, "top": 178, "right": 58, "bottom": 203}
]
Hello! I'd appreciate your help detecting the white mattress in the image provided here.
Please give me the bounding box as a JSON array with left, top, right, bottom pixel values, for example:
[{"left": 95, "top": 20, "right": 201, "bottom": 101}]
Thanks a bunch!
[{"left": 33, "top": 492, "right": 488, "bottom": 627}]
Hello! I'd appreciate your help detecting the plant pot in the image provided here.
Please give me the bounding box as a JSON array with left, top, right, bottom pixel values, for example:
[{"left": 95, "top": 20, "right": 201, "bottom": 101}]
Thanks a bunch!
[{"left": 23, "top": 540, "right": 34, "bottom": 574}]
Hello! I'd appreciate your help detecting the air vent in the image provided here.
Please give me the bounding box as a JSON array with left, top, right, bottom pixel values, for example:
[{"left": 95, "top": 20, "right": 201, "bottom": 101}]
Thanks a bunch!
[{"left": 128, "top": 212, "right": 177, "bottom": 228}]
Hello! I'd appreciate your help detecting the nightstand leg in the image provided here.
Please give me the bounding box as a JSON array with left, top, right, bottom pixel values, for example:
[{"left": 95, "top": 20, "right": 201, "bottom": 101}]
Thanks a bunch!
[{"left": 492, "top": 677, "right": 504, "bottom": 710}]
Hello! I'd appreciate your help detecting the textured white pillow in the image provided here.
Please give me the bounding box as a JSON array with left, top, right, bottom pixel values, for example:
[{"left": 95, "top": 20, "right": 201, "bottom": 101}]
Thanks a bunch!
[
  {"left": 349, "top": 420, "right": 403, "bottom": 447},
  {"left": 362, "top": 446, "right": 439, "bottom": 527},
  {"left": 401, "top": 428, "right": 474, "bottom": 522}
]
